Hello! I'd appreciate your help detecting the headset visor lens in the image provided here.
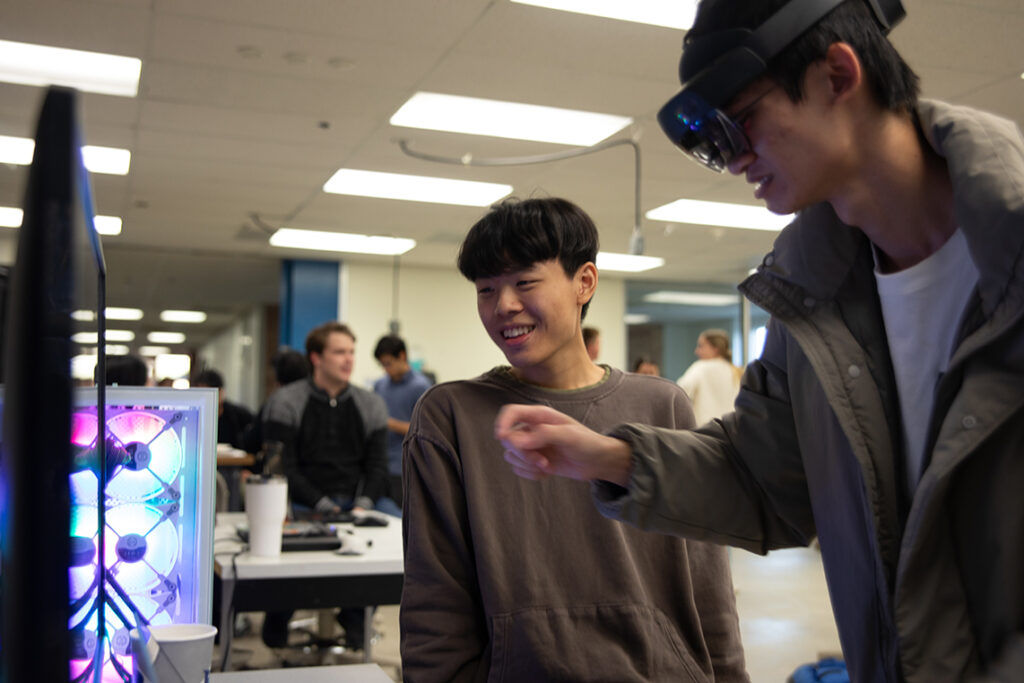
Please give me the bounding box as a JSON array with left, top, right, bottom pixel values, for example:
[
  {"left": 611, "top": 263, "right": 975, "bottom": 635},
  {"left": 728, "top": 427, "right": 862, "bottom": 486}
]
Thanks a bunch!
[{"left": 657, "top": 89, "right": 749, "bottom": 173}]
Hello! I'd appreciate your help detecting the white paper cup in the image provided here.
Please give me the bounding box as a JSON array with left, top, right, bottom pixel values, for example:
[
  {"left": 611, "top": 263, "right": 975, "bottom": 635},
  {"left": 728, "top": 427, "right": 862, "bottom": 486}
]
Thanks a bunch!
[
  {"left": 136, "top": 623, "right": 217, "bottom": 683},
  {"left": 245, "top": 475, "right": 288, "bottom": 557}
]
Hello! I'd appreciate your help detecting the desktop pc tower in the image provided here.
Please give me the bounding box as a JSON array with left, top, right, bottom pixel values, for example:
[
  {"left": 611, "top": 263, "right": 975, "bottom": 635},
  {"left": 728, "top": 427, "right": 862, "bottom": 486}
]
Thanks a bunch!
[{"left": 68, "top": 386, "right": 217, "bottom": 682}]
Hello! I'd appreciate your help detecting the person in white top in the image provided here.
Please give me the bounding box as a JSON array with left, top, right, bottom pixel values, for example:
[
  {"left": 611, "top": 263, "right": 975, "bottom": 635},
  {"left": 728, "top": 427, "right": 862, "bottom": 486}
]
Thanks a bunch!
[{"left": 676, "top": 329, "right": 741, "bottom": 426}]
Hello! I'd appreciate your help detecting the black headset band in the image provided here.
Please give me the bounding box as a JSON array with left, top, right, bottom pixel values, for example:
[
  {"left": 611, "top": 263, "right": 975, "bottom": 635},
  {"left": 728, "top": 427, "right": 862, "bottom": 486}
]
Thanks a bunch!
[{"left": 678, "top": 0, "right": 906, "bottom": 107}]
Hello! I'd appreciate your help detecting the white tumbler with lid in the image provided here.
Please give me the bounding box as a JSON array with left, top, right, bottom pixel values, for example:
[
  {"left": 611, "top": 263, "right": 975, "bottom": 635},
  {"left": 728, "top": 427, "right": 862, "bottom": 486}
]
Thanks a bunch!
[{"left": 244, "top": 475, "right": 288, "bottom": 557}]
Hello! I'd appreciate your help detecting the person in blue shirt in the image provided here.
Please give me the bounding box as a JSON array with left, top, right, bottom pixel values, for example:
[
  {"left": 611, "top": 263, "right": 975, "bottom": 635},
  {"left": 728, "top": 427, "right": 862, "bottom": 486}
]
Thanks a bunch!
[{"left": 372, "top": 335, "right": 432, "bottom": 510}]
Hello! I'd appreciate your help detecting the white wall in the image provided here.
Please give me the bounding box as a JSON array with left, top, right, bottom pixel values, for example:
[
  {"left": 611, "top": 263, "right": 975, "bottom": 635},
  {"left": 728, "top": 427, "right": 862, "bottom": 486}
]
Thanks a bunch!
[
  {"left": 196, "top": 307, "right": 264, "bottom": 411},
  {"left": 342, "top": 260, "right": 627, "bottom": 390},
  {"left": 0, "top": 232, "right": 16, "bottom": 265}
]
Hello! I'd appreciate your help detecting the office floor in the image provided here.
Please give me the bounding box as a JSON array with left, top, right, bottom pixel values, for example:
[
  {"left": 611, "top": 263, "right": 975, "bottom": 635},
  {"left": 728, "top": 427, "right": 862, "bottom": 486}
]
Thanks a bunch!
[{"left": 214, "top": 545, "right": 841, "bottom": 681}]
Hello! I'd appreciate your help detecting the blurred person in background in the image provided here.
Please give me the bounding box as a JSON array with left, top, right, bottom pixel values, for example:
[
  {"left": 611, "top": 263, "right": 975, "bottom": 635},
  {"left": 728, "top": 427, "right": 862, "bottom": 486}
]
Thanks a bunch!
[{"left": 676, "top": 329, "right": 741, "bottom": 426}]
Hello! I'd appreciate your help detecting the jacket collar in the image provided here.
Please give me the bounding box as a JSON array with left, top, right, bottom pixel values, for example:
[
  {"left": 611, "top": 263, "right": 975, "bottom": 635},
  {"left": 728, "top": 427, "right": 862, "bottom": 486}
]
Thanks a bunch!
[
  {"left": 308, "top": 376, "right": 350, "bottom": 402},
  {"left": 746, "top": 99, "right": 1024, "bottom": 321}
]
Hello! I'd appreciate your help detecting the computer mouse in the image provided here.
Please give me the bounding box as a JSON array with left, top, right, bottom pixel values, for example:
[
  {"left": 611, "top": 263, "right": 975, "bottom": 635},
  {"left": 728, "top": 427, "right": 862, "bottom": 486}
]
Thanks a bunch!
[
  {"left": 353, "top": 510, "right": 390, "bottom": 527},
  {"left": 335, "top": 531, "right": 370, "bottom": 555}
]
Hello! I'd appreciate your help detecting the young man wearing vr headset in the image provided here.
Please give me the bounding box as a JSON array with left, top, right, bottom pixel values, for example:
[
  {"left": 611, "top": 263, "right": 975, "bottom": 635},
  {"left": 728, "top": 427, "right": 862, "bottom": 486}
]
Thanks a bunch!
[{"left": 497, "top": 1, "right": 1024, "bottom": 681}]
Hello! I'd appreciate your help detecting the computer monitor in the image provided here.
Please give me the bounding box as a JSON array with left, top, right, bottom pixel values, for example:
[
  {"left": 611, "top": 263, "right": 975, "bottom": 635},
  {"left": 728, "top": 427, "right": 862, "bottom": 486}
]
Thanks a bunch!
[{"left": 0, "top": 86, "right": 106, "bottom": 683}]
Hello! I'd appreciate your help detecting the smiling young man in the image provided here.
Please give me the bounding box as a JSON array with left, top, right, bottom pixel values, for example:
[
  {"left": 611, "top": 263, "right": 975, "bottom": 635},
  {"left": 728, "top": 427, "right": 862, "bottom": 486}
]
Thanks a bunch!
[
  {"left": 399, "top": 197, "right": 747, "bottom": 682},
  {"left": 496, "top": 2, "right": 1024, "bottom": 681}
]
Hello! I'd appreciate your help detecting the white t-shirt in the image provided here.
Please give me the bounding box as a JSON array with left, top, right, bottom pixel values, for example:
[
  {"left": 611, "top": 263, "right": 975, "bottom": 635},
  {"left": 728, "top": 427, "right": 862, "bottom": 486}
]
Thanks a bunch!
[
  {"left": 874, "top": 228, "right": 979, "bottom": 496},
  {"left": 676, "top": 358, "right": 740, "bottom": 426}
]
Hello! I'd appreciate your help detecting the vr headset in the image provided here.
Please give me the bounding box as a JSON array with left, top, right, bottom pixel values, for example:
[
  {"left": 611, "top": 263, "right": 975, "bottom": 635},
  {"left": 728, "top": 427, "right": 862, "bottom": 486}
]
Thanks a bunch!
[{"left": 658, "top": 0, "right": 906, "bottom": 172}]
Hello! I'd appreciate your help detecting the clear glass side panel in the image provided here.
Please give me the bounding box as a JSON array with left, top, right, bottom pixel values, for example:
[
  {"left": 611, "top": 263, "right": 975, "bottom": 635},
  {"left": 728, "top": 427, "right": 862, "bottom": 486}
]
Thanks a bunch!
[{"left": 69, "top": 394, "right": 208, "bottom": 682}]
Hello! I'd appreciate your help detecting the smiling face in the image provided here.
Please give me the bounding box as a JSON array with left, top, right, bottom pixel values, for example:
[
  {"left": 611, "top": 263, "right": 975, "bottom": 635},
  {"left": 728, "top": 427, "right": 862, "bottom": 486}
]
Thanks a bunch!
[
  {"left": 475, "top": 259, "right": 597, "bottom": 386},
  {"left": 724, "top": 67, "right": 850, "bottom": 216}
]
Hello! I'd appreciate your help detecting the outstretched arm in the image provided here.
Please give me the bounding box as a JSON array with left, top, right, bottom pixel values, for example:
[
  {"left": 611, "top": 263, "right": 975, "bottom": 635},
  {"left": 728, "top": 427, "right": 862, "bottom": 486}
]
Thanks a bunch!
[
  {"left": 498, "top": 318, "right": 816, "bottom": 553},
  {"left": 495, "top": 404, "right": 633, "bottom": 486}
]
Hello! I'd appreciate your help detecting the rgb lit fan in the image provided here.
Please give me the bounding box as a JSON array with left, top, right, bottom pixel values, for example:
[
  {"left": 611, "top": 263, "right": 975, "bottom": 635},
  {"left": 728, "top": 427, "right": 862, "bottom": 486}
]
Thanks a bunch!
[
  {"left": 69, "top": 505, "right": 99, "bottom": 602},
  {"left": 104, "top": 503, "right": 180, "bottom": 593},
  {"left": 105, "top": 411, "right": 184, "bottom": 503},
  {"left": 69, "top": 503, "right": 181, "bottom": 614},
  {"left": 70, "top": 409, "right": 186, "bottom": 506},
  {"left": 68, "top": 554, "right": 178, "bottom": 682},
  {"left": 70, "top": 412, "right": 100, "bottom": 504},
  {"left": 68, "top": 606, "right": 136, "bottom": 683}
]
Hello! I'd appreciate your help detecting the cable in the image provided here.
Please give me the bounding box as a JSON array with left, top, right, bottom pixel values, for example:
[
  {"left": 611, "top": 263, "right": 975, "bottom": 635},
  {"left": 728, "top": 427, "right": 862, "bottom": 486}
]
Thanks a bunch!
[
  {"left": 214, "top": 546, "right": 248, "bottom": 671},
  {"left": 397, "top": 137, "right": 646, "bottom": 254}
]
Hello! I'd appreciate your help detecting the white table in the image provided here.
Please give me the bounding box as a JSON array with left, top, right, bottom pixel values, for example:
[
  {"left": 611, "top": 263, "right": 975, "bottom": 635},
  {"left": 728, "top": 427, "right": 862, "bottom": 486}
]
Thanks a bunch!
[
  {"left": 213, "top": 513, "right": 403, "bottom": 671},
  {"left": 210, "top": 663, "right": 393, "bottom": 682}
]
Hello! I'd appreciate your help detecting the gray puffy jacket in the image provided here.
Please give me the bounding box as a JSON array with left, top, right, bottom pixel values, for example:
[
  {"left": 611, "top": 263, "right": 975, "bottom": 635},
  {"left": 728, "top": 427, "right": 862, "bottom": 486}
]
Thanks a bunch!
[{"left": 597, "top": 100, "right": 1024, "bottom": 683}]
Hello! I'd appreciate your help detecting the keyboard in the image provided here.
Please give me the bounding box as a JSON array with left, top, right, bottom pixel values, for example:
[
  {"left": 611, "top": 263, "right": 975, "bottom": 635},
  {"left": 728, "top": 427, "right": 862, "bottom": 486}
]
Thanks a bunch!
[{"left": 236, "top": 521, "right": 342, "bottom": 552}]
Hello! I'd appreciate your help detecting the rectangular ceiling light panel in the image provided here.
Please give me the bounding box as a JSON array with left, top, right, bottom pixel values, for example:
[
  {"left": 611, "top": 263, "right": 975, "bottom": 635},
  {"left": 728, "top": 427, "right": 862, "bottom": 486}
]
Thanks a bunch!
[
  {"left": 0, "top": 136, "right": 131, "bottom": 175},
  {"left": 105, "top": 307, "right": 143, "bottom": 321},
  {"left": 82, "top": 145, "right": 131, "bottom": 175},
  {"left": 596, "top": 251, "right": 665, "bottom": 273},
  {"left": 1, "top": 207, "right": 122, "bottom": 235},
  {"left": 94, "top": 216, "right": 122, "bottom": 235},
  {"left": 160, "top": 310, "right": 208, "bottom": 324},
  {"left": 149, "top": 331, "right": 187, "bottom": 345},
  {"left": 391, "top": 92, "right": 633, "bottom": 146},
  {"left": 646, "top": 198, "right": 793, "bottom": 231},
  {"left": 0, "top": 39, "right": 141, "bottom": 97},
  {"left": 510, "top": 0, "right": 698, "bottom": 30},
  {"left": 0, "top": 207, "right": 23, "bottom": 228},
  {"left": 643, "top": 291, "right": 740, "bottom": 306},
  {"left": 324, "top": 169, "right": 511, "bottom": 207},
  {"left": 0, "top": 135, "right": 35, "bottom": 164},
  {"left": 270, "top": 228, "right": 416, "bottom": 256}
]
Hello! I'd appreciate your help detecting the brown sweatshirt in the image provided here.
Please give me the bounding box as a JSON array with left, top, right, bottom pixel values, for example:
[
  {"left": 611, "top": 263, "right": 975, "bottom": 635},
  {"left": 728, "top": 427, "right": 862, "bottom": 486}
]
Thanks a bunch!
[{"left": 401, "top": 366, "right": 747, "bottom": 682}]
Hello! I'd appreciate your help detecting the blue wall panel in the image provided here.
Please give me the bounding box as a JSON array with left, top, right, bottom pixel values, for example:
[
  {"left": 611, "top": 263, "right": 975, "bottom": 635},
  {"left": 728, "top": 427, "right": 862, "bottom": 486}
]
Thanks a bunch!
[{"left": 279, "top": 259, "right": 339, "bottom": 350}]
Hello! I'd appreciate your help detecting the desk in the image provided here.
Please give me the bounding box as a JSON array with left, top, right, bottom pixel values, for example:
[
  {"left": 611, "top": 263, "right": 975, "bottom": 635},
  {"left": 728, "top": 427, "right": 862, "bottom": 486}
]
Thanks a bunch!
[
  {"left": 217, "top": 453, "right": 256, "bottom": 468},
  {"left": 217, "top": 444, "right": 256, "bottom": 468},
  {"left": 213, "top": 513, "right": 403, "bottom": 671},
  {"left": 210, "top": 664, "right": 393, "bottom": 682},
  {"left": 216, "top": 446, "right": 256, "bottom": 511}
]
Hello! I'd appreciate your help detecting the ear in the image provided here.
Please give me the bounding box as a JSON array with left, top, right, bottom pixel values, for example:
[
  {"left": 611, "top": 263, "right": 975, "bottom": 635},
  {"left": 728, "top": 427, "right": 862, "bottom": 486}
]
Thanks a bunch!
[
  {"left": 822, "top": 42, "right": 863, "bottom": 103},
  {"left": 575, "top": 262, "right": 598, "bottom": 305}
]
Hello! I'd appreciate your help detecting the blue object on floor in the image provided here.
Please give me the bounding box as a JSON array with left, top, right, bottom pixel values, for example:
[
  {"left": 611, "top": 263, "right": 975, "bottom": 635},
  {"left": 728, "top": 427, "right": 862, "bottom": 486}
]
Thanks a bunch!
[{"left": 788, "top": 657, "right": 849, "bottom": 683}]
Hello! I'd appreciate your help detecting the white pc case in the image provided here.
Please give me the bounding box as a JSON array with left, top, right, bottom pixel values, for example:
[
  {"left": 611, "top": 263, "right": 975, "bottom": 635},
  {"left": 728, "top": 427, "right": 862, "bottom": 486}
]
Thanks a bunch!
[{"left": 68, "top": 386, "right": 217, "bottom": 682}]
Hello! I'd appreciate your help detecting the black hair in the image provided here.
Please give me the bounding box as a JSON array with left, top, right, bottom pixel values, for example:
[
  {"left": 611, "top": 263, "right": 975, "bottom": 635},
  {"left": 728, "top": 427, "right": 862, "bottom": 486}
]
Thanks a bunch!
[
  {"left": 271, "top": 348, "right": 310, "bottom": 385},
  {"left": 457, "top": 197, "right": 599, "bottom": 318},
  {"left": 373, "top": 335, "right": 407, "bottom": 360},
  {"left": 687, "top": 0, "right": 919, "bottom": 113},
  {"left": 101, "top": 354, "right": 148, "bottom": 386},
  {"left": 194, "top": 368, "right": 224, "bottom": 388}
]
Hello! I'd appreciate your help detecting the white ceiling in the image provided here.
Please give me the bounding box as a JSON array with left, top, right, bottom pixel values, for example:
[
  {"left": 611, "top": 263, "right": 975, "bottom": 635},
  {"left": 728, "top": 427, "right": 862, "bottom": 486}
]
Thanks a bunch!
[{"left": 0, "top": 0, "right": 1022, "bottom": 348}]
